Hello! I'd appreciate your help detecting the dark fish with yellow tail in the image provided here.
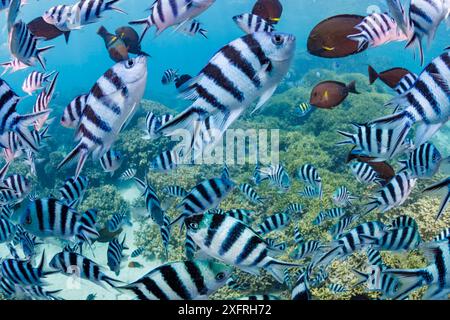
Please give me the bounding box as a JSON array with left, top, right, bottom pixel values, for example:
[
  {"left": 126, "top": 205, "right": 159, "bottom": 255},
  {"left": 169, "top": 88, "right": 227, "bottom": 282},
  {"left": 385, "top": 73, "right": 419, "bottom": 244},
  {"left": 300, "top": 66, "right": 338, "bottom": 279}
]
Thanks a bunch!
[{"left": 310, "top": 81, "right": 359, "bottom": 109}]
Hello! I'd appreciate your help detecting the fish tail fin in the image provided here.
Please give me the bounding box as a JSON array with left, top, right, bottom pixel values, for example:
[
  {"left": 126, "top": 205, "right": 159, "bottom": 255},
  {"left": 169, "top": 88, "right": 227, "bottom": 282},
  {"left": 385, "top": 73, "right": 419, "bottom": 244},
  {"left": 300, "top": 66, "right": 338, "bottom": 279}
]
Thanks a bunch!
[
  {"left": 199, "top": 29, "right": 208, "bottom": 39},
  {"left": 383, "top": 268, "right": 428, "bottom": 299},
  {"left": 43, "top": 70, "right": 57, "bottom": 82},
  {"left": 36, "top": 45, "right": 54, "bottom": 70},
  {"left": 336, "top": 130, "right": 355, "bottom": 146},
  {"left": 368, "top": 65, "right": 379, "bottom": 85},
  {"left": 405, "top": 34, "right": 424, "bottom": 66},
  {"left": 102, "top": 275, "right": 124, "bottom": 288},
  {"left": 105, "top": 0, "right": 127, "bottom": 14},
  {"left": 364, "top": 198, "right": 381, "bottom": 215},
  {"left": 423, "top": 178, "right": 450, "bottom": 220},
  {"left": 347, "top": 80, "right": 359, "bottom": 94},
  {"left": 57, "top": 142, "right": 89, "bottom": 179},
  {"left": 15, "top": 110, "right": 51, "bottom": 152},
  {"left": 352, "top": 268, "right": 369, "bottom": 287},
  {"left": 129, "top": 18, "right": 152, "bottom": 43},
  {"left": 264, "top": 259, "right": 302, "bottom": 284}
]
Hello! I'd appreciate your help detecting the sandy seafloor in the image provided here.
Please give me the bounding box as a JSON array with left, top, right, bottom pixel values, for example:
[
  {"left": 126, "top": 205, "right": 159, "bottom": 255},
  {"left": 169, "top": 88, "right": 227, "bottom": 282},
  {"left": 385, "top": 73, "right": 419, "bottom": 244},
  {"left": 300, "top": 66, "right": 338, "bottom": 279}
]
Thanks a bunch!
[{"left": 0, "top": 184, "right": 161, "bottom": 300}]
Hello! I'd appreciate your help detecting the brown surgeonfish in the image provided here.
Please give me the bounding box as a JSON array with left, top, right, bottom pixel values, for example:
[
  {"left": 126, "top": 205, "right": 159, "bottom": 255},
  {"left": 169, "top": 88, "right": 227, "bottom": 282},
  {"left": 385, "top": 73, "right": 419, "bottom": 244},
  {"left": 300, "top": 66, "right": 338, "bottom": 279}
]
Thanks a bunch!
[
  {"left": 308, "top": 15, "right": 368, "bottom": 58},
  {"left": 368, "top": 66, "right": 411, "bottom": 87},
  {"left": 97, "top": 26, "right": 129, "bottom": 62},
  {"left": 310, "top": 80, "right": 359, "bottom": 109},
  {"left": 28, "top": 17, "right": 71, "bottom": 43},
  {"left": 346, "top": 149, "right": 396, "bottom": 183},
  {"left": 252, "top": 0, "right": 283, "bottom": 24},
  {"left": 115, "top": 26, "right": 147, "bottom": 55}
]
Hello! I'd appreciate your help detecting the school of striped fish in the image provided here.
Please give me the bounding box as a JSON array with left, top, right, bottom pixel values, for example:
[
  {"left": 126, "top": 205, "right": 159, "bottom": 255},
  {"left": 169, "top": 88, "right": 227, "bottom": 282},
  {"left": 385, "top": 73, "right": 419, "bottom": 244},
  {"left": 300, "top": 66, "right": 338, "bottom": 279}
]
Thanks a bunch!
[{"left": 0, "top": 0, "right": 447, "bottom": 301}]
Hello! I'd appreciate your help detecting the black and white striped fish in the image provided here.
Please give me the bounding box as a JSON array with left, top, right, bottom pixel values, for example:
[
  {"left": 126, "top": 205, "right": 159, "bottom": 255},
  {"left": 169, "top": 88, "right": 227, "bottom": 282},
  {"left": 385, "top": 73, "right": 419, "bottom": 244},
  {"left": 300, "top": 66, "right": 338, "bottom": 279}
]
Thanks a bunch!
[
  {"left": 395, "top": 73, "right": 418, "bottom": 95},
  {"left": 18, "top": 229, "right": 41, "bottom": 260},
  {"left": 8, "top": 21, "right": 53, "bottom": 69},
  {"left": 173, "top": 166, "right": 235, "bottom": 227},
  {"left": 349, "top": 161, "right": 381, "bottom": 185},
  {"left": 129, "top": 0, "right": 216, "bottom": 39},
  {"left": 299, "top": 186, "right": 321, "bottom": 198},
  {"left": 18, "top": 285, "right": 62, "bottom": 301},
  {"left": 337, "top": 123, "right": 413, "bottom": 161},
  {"left": 121, "top": 168, "right": 136, "bottom": 180},
  {"left": 131, "top": 247, "right": 144, "bottom": 258},
  {"left": 329, "top": 283, "right": 347, "bottom": 293},
  {"left": 156, "top": 32, "right": 295, "bottom": 159},
  {"left": 238, "top": 183, "right": 264, "bottom": 204},
  {"left": 181, "top": 20, "right": 208, "bottom": 38},
  {"left": 286, "top": 203, "right": 304, "bottom": 217},
  {"left": 1, "top": 252, "right": 47, "bottom": 286},
  {"left": 162, "top": 185, "right": 188, "bottom": 198},
  {"left": 366, "top": 247, "right": 384, "bottom": 267},
  {"left": 50, "top": 251, "right": 122, "bottom": 288},
  {"left": 59, "top": 176, "right": 89, "bottom": 207},
  {"left": 160, "top": 215, "right": 171, "bottom": 258},
  {"left": 226, "top": 277, "right": 249, "bottom": 291},
  {"left": 161, "top": 69, "right": 179, "bottom": 85},
  {"left": 332, "top": 186, "right": 358, "bottom": 207},
  {"left": 222, "top": 209, "right": 254, "bottom": 225},
  {"left": 389, "top": 215, "right": 419, "bottom": 231},
  {"left": 22, "top": 71, "right": 56, "bottom": 96},
  {"left": 360, "top": 227, "right": 422, "bottom": 252},
  {"left": 120, "top": 259, "right": 231, "bottom": 300},
  {"left": 325, "top": 208, "right": 346, "bottom": 220},
  {"left": 313, "top": 221, "right": 386, "bottom": 268},
  {"left": 238, "top": 294, "right": 281, "bottom": 300},
  {"left": 254, "top": 164, "right": 290, "bottom": 192},
  {"left": 134, "top": 176, "right": 165, "bottom": 226},
  {"left": 433, "top": 228, "right": 450, "bottom": 242},
  {"left": 33, "top": 72, "right": 59, "bottom": 132},
  {"left": 381, "top": 239, "right": 450, "bottom": 299},
  {"left": 365, "top": 172, "right": 416, "bottom": 214},
  {"left": 233, "top": 13, "right": 275, "bottom": 34},
  {"left": 291, "top": 240, "right": 323, "bottom": 260},
  {"left": 107, "top": 235, "right": 128, "bottom": 275},
  {"left": 328, "top": 215, "right": 358, "bottom": 239},
  {"left": 266, "top": 238, "right": 287, "bottom": 253},
  {"left": 407, "top": 0, "right": 448, "bottom": 65},
  {"left": 0, "top": 79, "right": 51, "bottom": 153},
  {"left": 0, "top": 174, "right": 31, "bottom": 205},
  {"left": 298, "top": 164, "right": 322, "bottom": 197},
  {"left": 294, "top": 226, "right": 304, "bottom": 244},
  {"left": 185, "top": 233, "right": 197, "bottom": 260},
  {"left": 368, "top": 51, "right": 450, "bottom": 159},
  {"left": 312, "top": 211, "right": 327, "bottom": 225},
  {"left": 0, "top": 218, "right": 16, "bottom": 243},
  {"left": 99, "top": 149, "right": 123, "bottom": 176},
  {"left": 347, "top": 13, "right": 411, "bottom": 51},
  {"left": 398, "top": 142, "right": 446, "bottom": 179},
  {"left": 257, "top": 212, "right": 291, "bottom": 235},
  {"left": 423, "top": 177, "right": 450, "bottom": 220},
  {"left": 185, "top": 213, "right": 301, "bottom": 283},
  {"left": 0, "top": 58, "right": 28, "bottom": 76},
  {"left": 61, "top": 94, "right": 88, "bottom": 129},
  {"left": 43, "top": 0, "right": 126, "bottom": 31},
  {"left": 150, "top": 147, "right": 184, "bottom": 172},
  {"left": 106, "top": 211, "right": 132, "bottom": 232},
  {"left": 353, "top": 265, "right": 401, "bottom": 299},
  {"left": 12, "top": 197, "right": 99, "bottom": 243},
  {"left": 57, "top": 56, "right": 148, "bottom": 178},
  {"left": 291, "top": 272, "right": 311, "bottom": 300}
]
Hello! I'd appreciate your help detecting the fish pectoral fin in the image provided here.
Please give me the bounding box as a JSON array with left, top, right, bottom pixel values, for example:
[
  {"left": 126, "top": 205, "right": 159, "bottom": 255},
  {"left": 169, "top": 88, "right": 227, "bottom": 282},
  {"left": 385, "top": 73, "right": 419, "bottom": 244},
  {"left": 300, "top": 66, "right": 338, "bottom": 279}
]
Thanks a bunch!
[
  {"left": 239, "top": 265, "right": 261, "bottom": 276},
  {"left": 251, "top": 84, "right": 278, "bottom": 115}
]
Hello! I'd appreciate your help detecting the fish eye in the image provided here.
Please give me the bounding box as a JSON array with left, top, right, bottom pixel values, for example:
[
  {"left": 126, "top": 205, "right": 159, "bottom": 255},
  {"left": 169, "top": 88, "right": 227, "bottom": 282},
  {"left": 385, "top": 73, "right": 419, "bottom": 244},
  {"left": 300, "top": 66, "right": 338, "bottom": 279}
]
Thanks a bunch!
[
  {"left": 272, "top": 34, "right": 284, "bottom": 46},
  {"left": 125, "top": 59, "right": 135, "bottom": 69},
  {"left": 215, "top": 272, "right": 226, "bottom": 281},
  {"left": 188, "top": 222, "right": 199, "bottom": 230}
]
